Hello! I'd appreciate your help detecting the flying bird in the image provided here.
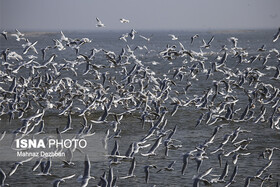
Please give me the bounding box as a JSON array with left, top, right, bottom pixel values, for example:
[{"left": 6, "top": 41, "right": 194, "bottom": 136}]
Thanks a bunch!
[
  {"left": 120, "top": 18, "right": 129, "bottom": 23},
  {"left": 77, "top": 154, "right": 95, "bottom": 187},
  {"left": 53, "top": 174, "right": 76, "bottom": 187},
  {"left": 272, "top": 27, "right": 280, "bottom": 42},
  {"left": 168, "top": 34, "right": 178, "bottom": 40},
  {"left": 1, "top": 30, "right": 8, "bottom": 40},
  {"left": 96, "top": 17, "right": 105, "bottom": 27},
  {"left": 0, "top": 168, "right": 9, "bottom": 187},
  {"left": 190, "top": 34, "right": 199, "bottom": 44}
]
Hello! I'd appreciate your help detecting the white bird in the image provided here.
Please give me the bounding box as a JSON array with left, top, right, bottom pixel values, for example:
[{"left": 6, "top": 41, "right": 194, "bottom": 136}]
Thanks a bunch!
[
  {"left": 96, "top": 17, "right": 105, "bottom": 27},
  {"left": 23, "top": 41, "right": 38, "bottom": 54},
  {"left": 42, "top": 157, "right": 52, "bottom": 175},
  {"left": 272, "top": 27, "right": 280, "bottom": 42},
  {"left": 193, "top": 167, "right": 213, "bottom": 187},
  {"left": 119, "top": 157, "right": 136, "bottom": 179},
  {"left": 53, "top": 174, "right": 76, "bottom": 187},
  {"left": 60, "top": 31, "right": 69, "bottom": 43},
  {"left": 168, "top": 34, "right": 178, "bottom": 40},
  {"left": 8, "top": 157, "right": 34, "bottom": 176},
  {"left": 229, "top": 37, "right": 238, "bottom": 48},
  {"left": 11, "top": 29, "right": 25, "bottom": 41},
  {"left": 120, "top": 18, "right": 129, "bottom": 23},
  {"left": 0, "top": 168, "right": 9, "bottom": 187},
  {"left": 200, "top": 36, "right": 214, "bottom": 49},
  {"left": 190, "top": 34, "right": 199, "bottom": 44},
  {"left": 129, "top": 29, "right": 137, "bottom": 40},
  {"left": 77, "top": 154, "right": 94, "bottom": 187},
  {"left": 141, "top": 136, "right": 162, "bottom": 156},
  {"left": 0, "top": 131, "right": 6, "bottom": 142},
  {"left": 7, "top": 51, "right": 23, "bottom": 61},
  {"left": 139, "top": 34, "right": 153, "bottom": 42},
  {"left": 119, "top": 33, "right": 129, "bottom": 42},
  {"left": 1, "top": 30, "right": 8, "bottom": 40}
]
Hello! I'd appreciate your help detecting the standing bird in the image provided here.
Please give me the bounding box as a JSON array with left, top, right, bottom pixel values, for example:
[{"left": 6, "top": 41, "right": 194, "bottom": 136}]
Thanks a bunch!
[
  {"left": 272, "top": 27, "right": 280, "bottom": 42},
  {"left": 96, "top": 17, "right": 105, "bottom": 27}
]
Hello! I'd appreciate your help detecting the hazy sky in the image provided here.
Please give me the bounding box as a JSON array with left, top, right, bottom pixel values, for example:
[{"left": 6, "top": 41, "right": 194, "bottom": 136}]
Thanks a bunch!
[{"left": 0, "top": 0, "right": 279, "bottom": 31}]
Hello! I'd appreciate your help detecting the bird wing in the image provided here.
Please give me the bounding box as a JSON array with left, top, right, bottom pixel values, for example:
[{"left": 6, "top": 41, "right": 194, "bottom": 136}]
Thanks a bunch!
[
  {"left": 208, "top": 36, "right": 215, "bottom": 45},
  {"left": 0, "top": 168, "right": 6, "bottom": 185},
  {"left": 96, "top": 17, "right": 101, "bottom": 23},
  {"left": 83, "top": 154, "right": 91, "bottom": 178},
  {"left": 62, "top": 174, "right": 76, "bottom": 180}
]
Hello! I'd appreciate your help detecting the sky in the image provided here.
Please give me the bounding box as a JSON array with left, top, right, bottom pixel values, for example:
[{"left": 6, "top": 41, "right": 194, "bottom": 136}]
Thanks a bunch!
[{"left": 0, "top": 0, "right": 280, "bottom": 31}]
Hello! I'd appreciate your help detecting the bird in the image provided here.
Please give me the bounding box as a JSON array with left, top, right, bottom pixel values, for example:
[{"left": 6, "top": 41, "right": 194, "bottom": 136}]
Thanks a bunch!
[
  {"left": 192, "top": 167, "right": 213, "bottom": 187},
  {"left": 200, "top": 36, "right": 214, "bottom": 49},
  {"left": 119, "top": 33, "right": 129, "bottom": 42},
  {"left": 181, "top": 150, "right": 195, "bottom": 175},
  {"left": 141, "top": 136, "right": 162, "bottom": 156},
  {"left": 244, "top": 176, "right": 254, "bottom": 187},
  {"left": 96, "top": 17, "right": 105, "bottom": 27},
  {"left": 272, "top": 27, "right": 280, "bottom": 42},
  {"left": 53, "top": 174, "right": 76, "bottom": 187},
  {"left": 61, "top": 148, "right": 75, "bottom": 166},
  {"left": 139, "top": 34, "right": 153, "bottom": 42},
  {"left": 8, "top": 157, "right": 34, "bottom": 176},
  {"left": 1, "top": 48, "right": 10, "bottom": 62},
  {"left": 1, "top": 30, "right": 8, "bottom": 40},
  {"left": 77, "top": 154, "right": 94, "bottom": 187},
  {"left": 129, "top": 29, "right": 137, "bottom": 40},
  {"left": 168, "top": 34, "right": 178, "bottom": 40},
  {"left": 0, "top": 131, "right": 6, "bottom": 142},
  {"left": 0, "top": 168, "right": 9, "bottom": 187},
  {"left": 257, "top": 44, "right": 266, "bottom": 52},
  {"left": 120, "top": 18, "right": 129, "bottom": 23},
  {"left": 144, "top": 165, "right": 157, "bottom": 183},
  {"left": 41, "top": 46, "right": 52, "bottom": 60},
  {"left": 224, "top": 165, "right": 238, "bottom": 187},
  {"left": 60, "top": 113, "right": 73, "bottom": 133},
  {"left": 157, "top": 160, "right": 176, "bottom": 173},
  {"left": 229, "top": 37, "right": 238, "bottom": 48},
  {"left": 119, "top": 157, "right": 136, "bottom": 179},
  {"left": 190, "top": 34, "right": 199, "bottom": 44},
  {"left": 11, "top": 29, "right": 25, "bottom": 41},
  {"left": 42, "top": 157, "right": 52, "bottom": 175}
]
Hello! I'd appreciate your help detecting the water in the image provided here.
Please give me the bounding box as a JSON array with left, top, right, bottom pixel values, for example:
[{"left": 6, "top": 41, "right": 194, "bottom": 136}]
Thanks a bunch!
[{"left": 0, "top": 29, "right": 280, "bottom": 186}]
